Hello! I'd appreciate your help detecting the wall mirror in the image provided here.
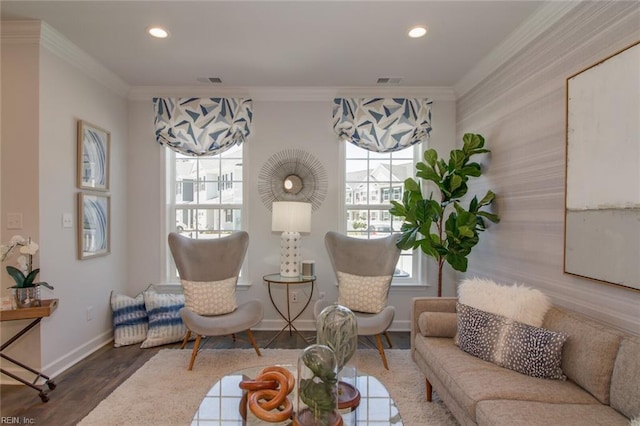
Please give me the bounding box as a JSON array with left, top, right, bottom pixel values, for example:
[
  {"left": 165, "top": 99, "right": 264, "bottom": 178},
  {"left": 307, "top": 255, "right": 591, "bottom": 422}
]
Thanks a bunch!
[
  {"left": 564, "top": 41, "right": 639, "bottom": 291},
  {"left": 283, "top": 174, "right": 303, "bottom": 194},
  {"left": 258, "top": 148, "right": 328, "bottom": 211}
]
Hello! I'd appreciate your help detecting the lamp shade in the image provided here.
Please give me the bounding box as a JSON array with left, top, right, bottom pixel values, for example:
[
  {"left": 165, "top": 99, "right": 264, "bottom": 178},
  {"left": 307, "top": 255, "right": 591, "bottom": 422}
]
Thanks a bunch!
[{"left": 272, "top": 201, "right": 311, "bottom": 233}]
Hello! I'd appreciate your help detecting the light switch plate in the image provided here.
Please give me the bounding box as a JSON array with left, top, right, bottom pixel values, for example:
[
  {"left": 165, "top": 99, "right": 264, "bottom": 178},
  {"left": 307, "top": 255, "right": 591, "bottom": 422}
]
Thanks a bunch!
[
  {"left": 7, "top": 213, "right": 23, "bottom": 230},
  {"left": 62, "top": 213, "right": 73, "bottom": 228}
]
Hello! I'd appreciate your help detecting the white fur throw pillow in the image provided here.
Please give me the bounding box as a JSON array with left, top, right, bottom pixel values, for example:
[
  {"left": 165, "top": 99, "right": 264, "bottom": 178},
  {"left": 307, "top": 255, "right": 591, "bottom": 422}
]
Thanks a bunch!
[
  {"left": 337, "top": 271, "right": 392, "bottom": 314},
  {"left": 181, "top": 277, "right": 237, "bottom": 316},
  {"left": 458, "top": 277, "right": 551, "bottom": 327}
]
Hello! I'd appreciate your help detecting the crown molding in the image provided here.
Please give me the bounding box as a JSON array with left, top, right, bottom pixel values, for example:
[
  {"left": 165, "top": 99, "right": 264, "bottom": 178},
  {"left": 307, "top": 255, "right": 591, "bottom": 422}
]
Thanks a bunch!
[
  {"left": 454, "top": 1, "right": 582, "bottom": 98},
  {"left": 1, "top": 20, "right": 129, "bottom": 97},
  {"left": 0, "top": 20, "right": 42, "bottom": 44},
  {"left": 39, "top": 22, "right": 129, "bottom": 97},
  {"left": 127, "top": 85, "right": 456, "bottom": 102}
]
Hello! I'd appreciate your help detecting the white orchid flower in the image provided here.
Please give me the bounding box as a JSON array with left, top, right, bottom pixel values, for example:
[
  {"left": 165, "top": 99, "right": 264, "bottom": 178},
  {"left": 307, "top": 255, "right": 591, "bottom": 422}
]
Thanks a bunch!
[
  {"left": 10, "top": 235, "right": 26, "bottom": 245},
  {"left": 16, "top": 255, "right": 29, "bottom": 273},
  {"left": 20, "top": 242, "right": 39, "bottom": 256},
  {"left": 0, "top": 245, "right": 10, "bottom": 261}
]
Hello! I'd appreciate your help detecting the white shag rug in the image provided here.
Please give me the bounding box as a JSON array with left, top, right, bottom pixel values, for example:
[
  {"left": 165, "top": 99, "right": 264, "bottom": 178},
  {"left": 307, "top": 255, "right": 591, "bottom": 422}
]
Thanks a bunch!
[{"left": 79, "top": 348, "right": 458, "bottom": 426}]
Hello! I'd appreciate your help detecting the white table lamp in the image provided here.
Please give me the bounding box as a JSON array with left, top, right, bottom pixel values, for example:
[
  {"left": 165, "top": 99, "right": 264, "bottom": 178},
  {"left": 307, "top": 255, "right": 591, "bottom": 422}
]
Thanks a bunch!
[{"left": 272, "top": 201, "right": 312, "bottom": 277}]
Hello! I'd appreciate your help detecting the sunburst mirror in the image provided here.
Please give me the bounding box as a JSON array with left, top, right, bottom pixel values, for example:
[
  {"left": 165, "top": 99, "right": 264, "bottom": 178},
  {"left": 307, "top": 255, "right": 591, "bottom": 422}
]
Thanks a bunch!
[{"left": 258, "top": 149, "right": 328, "bottom": 211}]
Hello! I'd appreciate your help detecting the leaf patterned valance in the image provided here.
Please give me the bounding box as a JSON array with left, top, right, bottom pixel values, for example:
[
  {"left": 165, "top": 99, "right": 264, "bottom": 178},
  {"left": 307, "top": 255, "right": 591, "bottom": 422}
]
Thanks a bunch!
[
  {"left": 332, "top": 98, "right": 432, "bottom": 153},
  {"left": 153, "top": 98, "right": 253, "bottom": 157}
]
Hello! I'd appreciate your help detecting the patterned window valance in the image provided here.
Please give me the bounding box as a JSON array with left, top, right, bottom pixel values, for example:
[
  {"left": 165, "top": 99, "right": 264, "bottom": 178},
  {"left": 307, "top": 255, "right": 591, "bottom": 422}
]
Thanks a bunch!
[
  {"left": 153, "top": 97, "right": 253, "bottom": 157},
  {"left": 332, "top": 98, "right": 432, "bottom": 153}
]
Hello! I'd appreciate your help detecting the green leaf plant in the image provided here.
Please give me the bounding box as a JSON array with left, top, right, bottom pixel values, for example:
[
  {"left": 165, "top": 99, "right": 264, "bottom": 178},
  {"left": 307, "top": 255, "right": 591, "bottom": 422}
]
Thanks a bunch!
[
  {"left": 1, "top": 235, "right": 54, "bottom": 290},
  {"left": 389, "top": 133, "right": 500, "bottom": 296}
]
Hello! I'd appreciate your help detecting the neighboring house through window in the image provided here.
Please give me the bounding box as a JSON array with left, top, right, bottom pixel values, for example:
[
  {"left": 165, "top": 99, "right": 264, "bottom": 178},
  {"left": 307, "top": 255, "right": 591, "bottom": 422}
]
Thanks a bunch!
[
  {"left": 343, "top": 142, "right": 424, "bottom": 285},
  {"left": 167, "top": 144, "right": 244, "bottom": 280}
]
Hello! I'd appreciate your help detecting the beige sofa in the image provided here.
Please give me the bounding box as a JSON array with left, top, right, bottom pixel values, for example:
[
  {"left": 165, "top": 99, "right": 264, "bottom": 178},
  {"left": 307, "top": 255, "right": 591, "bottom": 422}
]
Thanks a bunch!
[{"left": 411, "top": 297, "right": 639, "bottom": 426}]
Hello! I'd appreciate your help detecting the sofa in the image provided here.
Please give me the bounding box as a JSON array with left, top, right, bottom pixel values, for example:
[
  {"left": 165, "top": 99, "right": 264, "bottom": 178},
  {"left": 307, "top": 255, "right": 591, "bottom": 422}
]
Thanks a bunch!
[{"left": 411, "top": 297, "right": 639, "bottom": 425}]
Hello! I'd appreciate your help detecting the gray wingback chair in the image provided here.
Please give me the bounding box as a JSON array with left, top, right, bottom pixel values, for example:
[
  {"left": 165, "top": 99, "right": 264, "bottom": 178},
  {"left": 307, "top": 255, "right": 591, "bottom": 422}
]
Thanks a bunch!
[
  {"left": 168, "top": 231, "right": 263, "bottom": 370},
  {"left": 314, "top": 231, "right": 401, "bottom": 369}
]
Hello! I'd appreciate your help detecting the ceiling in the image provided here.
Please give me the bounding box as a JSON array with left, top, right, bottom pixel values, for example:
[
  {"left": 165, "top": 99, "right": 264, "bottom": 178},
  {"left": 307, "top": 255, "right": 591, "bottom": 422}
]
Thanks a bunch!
[{"left": 1, "top": 1, "right": 546, "bottom": 89}]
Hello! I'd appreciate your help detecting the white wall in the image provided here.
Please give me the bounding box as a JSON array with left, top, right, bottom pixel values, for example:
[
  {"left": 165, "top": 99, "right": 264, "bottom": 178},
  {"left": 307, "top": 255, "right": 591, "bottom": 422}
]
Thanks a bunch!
[
  {"left": 38, "top": 46, "right": 128, "bottom": 376},
  {"left": 1, "top": 24, "right": 42, "bottom": 377},
  {"left": 127, "top": 95, "right": 457, "bottom": 331},
  {"left": 1, "top": 22, "right": 129, "bottom": 382},
  {"left": 456, "top": 1, "right": 640, "bottom": 335}
]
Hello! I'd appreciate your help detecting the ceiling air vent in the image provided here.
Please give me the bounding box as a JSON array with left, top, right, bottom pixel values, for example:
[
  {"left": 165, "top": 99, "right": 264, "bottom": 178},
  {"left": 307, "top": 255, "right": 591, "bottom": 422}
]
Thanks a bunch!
[
  {"left": 376, "top": 77, "right": 403, "bottom": 85},
  {"left": 196, "top": 77, "right": 223, "bottom": 84}
]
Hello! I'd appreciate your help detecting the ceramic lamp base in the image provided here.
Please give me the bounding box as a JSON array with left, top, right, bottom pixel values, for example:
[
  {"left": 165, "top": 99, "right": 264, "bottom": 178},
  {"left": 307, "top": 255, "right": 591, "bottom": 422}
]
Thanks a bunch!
[{"left": 280, "top": 231, "right": 301, "bottom": 277}]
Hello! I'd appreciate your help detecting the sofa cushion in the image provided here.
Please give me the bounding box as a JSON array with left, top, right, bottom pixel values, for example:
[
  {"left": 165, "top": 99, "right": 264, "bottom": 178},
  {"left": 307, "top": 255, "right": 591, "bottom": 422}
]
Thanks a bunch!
[
  {"left": 543, "top": 307, "right": 623, "bottom": 404},
  {"left": 414, "top": 336, "right": 598, "bottom": 422},
  {"left": 458, "top": 277, "right": 551, "bottom": 327},
  {"left": 418, "top": 312, "right": 457, "bottom": 337},
  {"left": 610, "top": 336, "right": 640, "bottom": 419},
  {"left": 181, "top": 277, "right": 237, "bottom": 316},
  {"left": 476, "top": 400, "right": 629, "bottom": 426},
  {"left": 456, "top": 303, "right": 567, "bottom": 380}
]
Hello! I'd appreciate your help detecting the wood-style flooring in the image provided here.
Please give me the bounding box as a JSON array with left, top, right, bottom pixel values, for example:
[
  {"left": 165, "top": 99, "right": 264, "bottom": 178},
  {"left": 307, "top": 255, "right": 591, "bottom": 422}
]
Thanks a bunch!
[{"left": 0, "top": 330, "right": 410, "bottom": 426}]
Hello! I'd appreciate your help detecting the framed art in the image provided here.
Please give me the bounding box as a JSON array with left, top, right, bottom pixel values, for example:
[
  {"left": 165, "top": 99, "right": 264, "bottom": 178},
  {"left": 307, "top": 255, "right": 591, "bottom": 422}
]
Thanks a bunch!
[
  {"left": 564, "top": 41, "right": 639, "bottom": 291},
  {"left": 78, "top": 192, "right": 110, "bottom": 260},
  {"left": 77, "top": 120, "right": 110, "bottom": 191}
]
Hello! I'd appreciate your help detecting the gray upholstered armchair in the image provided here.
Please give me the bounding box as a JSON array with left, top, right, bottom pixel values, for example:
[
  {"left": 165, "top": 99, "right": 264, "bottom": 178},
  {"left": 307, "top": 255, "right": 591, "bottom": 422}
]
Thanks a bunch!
[
  {"left": 314, "top": 231, "right": 401, "bottom": 369},
  {"left": 168, "top": 231, "right": 263, "bottom": 370}
]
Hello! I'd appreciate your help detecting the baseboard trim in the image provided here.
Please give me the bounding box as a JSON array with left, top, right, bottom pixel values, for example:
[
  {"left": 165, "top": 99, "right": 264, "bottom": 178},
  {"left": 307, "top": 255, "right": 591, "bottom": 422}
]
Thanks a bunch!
[{"left": 42, "top": 330, "right": 113, "bottom": 380}]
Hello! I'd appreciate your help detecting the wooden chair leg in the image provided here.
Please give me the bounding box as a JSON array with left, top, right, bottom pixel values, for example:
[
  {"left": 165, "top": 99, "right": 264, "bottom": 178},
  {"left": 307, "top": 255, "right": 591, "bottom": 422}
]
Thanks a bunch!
[
  {"left": 187, "top": 335, "right": 202, "bottom": 371},
  {"left": 232, "top": 333, "right": 237, "bottom": 342},
  {"left": 426, "top": 378, "right": 433, "bottom": 402},
  {"left": 246, "top": 329, "right": 262, "bottom": 357},
  {"left": 384, "top": 331, "right": 393, "bottom": 348},
  {"left": 374, "top": 334, "right": 390, "bottom": 370},
  {"left": 180, "top": 330, "right": 191, "bottom": 349}
]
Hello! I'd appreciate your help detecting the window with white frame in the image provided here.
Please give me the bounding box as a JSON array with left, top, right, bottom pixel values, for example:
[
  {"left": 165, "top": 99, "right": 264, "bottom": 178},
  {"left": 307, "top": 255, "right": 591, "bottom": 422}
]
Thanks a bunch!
[
  {"left": 167, "top": 144, "right": 244, "bottom": 280},
  {"left": 344, "top": 143, "right": 424, "bottom": 285}
]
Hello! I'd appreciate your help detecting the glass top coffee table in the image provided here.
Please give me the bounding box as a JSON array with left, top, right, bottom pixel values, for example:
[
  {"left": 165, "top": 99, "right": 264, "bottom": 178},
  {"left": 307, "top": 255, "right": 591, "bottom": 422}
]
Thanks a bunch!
[{"left": 191, "top": 365, "right": 402, "bottom": 425}]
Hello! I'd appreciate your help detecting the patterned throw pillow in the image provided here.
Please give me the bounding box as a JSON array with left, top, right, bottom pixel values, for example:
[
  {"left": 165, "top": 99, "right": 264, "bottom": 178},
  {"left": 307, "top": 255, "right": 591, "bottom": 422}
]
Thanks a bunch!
[
  {"left": 456, "top": 303, "right": 568, "bottom": 380},
  {"left": 337, "top": 271, "right": 392, "bottom": 314},
  {"left": 181, "top": 277, "right": 238, "bottom": 316},
  {"left": 110, "top": 291, "right": 148, "bottom": 347},
  {"left": 140, "top": 290, "right": 188, "bottom": 348}
]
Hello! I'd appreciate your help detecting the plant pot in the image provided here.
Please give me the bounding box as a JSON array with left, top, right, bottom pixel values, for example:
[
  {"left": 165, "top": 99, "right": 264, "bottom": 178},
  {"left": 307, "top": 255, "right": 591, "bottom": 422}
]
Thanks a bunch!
[{"left": 14, "top": 286, "right": 41, "bottom": 308}]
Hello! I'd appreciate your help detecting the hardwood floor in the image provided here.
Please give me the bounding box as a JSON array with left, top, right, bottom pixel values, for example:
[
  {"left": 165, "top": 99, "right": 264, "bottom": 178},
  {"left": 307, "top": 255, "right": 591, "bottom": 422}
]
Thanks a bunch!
[{"left": 0, "top": 330, "right": 410, "bottom": 426}]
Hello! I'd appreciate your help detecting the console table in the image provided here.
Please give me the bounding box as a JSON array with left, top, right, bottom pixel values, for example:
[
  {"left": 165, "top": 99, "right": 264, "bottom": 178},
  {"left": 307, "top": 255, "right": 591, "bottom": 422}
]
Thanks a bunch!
[
  {"left": 0, "top": 299, "right": 58, "bottom": 402},
  {"left": 263, "top": 274, "right": 315, "bottom": 347}
]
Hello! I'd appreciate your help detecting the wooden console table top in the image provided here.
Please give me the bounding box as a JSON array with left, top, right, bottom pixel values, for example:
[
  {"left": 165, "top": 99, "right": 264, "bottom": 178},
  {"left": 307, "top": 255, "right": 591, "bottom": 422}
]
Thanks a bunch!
[{"left": 0, "top": 299, "right": 58, "bottom": 322}]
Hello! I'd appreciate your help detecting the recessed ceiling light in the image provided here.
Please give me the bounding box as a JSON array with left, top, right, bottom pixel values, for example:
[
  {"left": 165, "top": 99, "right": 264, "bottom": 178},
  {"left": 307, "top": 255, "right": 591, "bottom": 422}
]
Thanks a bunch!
[
  {"left": 147, "top": 27, "right": 169, "bottom": 39},
  {"left": 408, "top": 26, "right": 428, "bottom": 39}
]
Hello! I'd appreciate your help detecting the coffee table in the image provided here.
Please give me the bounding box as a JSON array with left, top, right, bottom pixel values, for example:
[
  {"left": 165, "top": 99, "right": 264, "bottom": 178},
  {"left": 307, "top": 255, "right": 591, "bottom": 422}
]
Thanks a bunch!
[{"left": 191, "top": 365, "right": 402, "bottom": 425}]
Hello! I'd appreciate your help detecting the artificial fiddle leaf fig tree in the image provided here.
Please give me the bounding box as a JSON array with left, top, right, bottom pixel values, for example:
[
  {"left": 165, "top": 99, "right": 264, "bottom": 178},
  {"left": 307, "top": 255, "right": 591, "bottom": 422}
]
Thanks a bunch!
[{"left": 389, "top": 133, "right": 500, "bottom": 296}]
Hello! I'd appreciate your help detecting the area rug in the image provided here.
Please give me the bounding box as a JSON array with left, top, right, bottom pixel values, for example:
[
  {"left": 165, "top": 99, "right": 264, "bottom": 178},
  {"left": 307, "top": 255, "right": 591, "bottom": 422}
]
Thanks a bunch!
[{"left": 79, "top": 348, "right": 458, "bottom": 426}]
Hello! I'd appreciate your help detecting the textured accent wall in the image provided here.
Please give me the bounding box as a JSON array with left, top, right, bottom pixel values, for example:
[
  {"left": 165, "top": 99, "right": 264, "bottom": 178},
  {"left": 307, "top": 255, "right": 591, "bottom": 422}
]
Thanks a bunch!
[{"left": 456, "top": 1, "right": 640, "bottom": 335}]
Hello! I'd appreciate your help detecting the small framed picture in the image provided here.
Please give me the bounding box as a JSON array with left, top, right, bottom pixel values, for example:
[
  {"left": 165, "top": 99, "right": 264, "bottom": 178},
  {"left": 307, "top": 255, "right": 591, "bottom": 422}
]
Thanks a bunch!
[
  {"left": 77, "top": 120, "right": 110, "bottom": 191},
  {"left": 78, "top": 192, "right": 110, "bottom": 260}
]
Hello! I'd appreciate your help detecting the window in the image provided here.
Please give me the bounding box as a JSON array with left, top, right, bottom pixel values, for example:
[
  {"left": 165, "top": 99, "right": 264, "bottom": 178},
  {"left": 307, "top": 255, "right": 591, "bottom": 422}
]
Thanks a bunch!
[
  {"left": 344, "top": 143, "right": 424, "bottom": 285},
  {"left": 167, "top": 144, "right": 244, "bottom": 280}
]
